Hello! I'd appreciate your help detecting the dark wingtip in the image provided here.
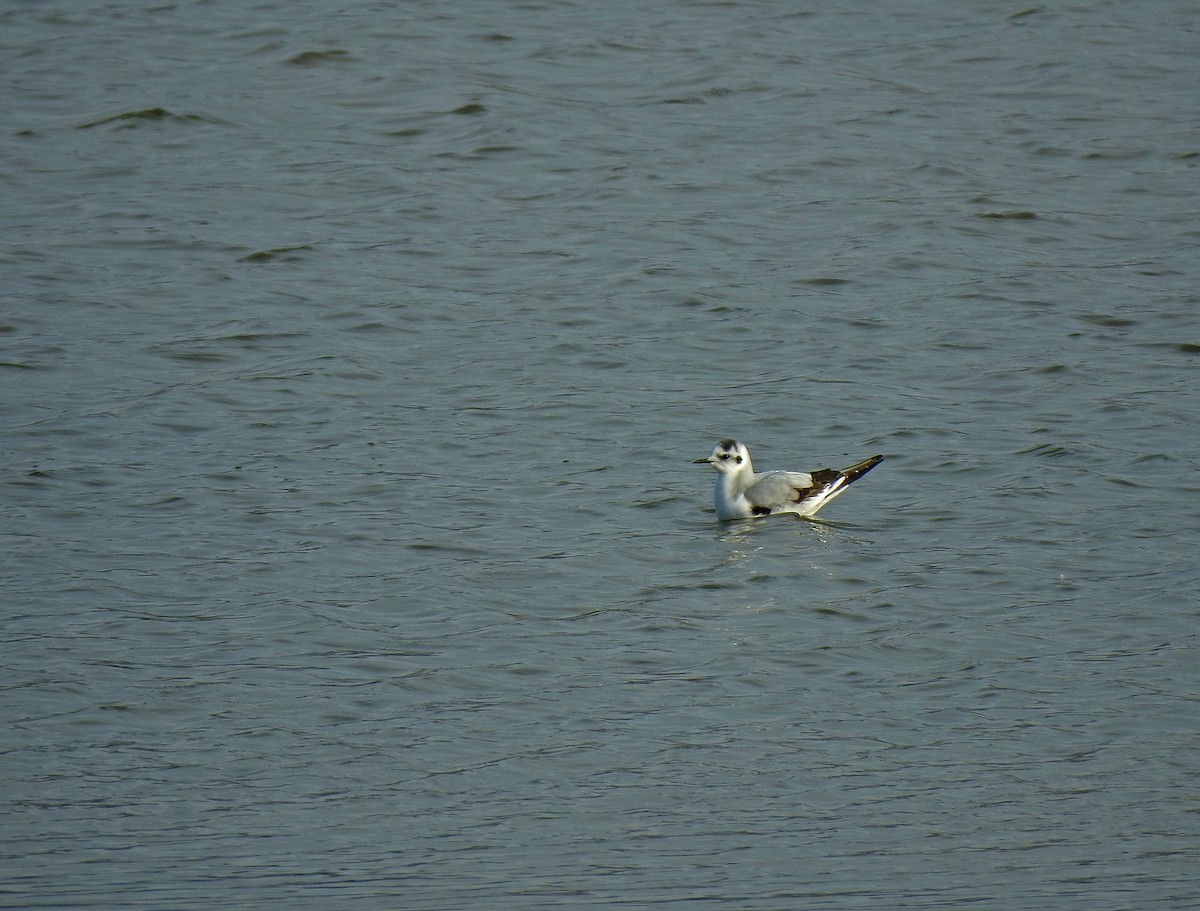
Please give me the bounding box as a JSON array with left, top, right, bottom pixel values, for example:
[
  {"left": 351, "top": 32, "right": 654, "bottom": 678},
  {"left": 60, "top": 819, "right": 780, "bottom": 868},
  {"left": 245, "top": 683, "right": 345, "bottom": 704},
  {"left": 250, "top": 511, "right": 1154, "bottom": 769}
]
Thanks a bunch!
[{"left": 843, "top": 454, "right": 883, "bottom": 483}]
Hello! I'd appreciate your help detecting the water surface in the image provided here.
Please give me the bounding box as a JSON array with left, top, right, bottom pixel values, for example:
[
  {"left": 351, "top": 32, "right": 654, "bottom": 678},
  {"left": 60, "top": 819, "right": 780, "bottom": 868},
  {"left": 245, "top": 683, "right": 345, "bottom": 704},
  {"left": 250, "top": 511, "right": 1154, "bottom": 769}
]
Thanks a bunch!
[{"left": 3, "top": 1, "right": 1198, "bottom": 908}]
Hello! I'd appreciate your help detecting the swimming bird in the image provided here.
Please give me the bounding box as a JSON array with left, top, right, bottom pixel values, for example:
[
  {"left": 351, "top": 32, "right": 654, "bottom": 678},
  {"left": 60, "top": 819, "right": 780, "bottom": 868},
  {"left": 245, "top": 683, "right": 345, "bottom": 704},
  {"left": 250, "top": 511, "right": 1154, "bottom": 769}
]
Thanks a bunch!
[{"left": 695, "top": 439, "right": 882, "bottom": 520}]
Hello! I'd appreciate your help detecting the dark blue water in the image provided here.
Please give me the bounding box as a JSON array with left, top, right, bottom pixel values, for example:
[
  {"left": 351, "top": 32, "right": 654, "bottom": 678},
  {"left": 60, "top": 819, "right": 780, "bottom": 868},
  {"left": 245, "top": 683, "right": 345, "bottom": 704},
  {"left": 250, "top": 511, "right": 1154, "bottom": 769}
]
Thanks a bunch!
[{"left": 3, "top": 1, "right": 1198, "bottom": 908}]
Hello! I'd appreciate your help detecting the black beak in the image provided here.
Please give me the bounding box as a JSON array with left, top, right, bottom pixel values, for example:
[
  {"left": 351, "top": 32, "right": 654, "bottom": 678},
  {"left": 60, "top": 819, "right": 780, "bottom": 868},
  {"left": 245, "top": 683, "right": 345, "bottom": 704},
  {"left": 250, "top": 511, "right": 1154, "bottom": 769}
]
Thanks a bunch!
[{"left": 693, "top": 457, "right": 712, "bottom": 465}]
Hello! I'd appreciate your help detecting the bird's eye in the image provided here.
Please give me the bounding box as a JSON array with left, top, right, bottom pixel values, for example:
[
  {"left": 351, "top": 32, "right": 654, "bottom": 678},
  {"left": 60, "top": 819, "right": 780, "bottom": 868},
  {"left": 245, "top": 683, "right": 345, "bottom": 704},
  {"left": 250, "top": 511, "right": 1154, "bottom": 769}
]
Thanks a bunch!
[{"left": 718, "top": 452, "right": 730, "bottom": 460}]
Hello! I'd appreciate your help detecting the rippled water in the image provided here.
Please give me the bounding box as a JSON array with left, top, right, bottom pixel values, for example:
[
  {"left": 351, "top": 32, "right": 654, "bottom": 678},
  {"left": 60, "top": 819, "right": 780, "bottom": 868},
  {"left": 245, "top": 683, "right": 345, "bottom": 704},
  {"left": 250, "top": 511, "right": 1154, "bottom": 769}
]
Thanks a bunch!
[{"left": 3, "top": 1, "right": 1199, "bottom": 908}]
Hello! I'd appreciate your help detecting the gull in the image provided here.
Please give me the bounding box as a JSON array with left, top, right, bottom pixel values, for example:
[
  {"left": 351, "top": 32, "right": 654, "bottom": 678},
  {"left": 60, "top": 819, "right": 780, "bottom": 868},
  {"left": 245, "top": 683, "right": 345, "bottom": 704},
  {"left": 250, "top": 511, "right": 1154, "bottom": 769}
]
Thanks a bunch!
[{"left": 695, "top": 439, "right": 882, "bottom": 520}]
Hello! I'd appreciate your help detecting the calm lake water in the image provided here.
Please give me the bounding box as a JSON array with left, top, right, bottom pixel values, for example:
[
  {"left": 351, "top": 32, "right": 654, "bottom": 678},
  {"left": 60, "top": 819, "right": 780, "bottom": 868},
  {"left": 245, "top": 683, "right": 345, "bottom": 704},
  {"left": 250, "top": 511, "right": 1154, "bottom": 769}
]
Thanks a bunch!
[{"left": 3, "top": 1, "right": 1198, "bottom": 908}]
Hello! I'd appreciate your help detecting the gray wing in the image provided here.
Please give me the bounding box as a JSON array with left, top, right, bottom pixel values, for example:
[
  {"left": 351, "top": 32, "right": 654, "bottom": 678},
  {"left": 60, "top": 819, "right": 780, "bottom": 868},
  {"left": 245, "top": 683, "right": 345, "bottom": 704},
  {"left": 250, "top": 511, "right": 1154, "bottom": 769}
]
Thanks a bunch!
[{"left": 743, "top": 470, "right": 817, "bottom": 508}]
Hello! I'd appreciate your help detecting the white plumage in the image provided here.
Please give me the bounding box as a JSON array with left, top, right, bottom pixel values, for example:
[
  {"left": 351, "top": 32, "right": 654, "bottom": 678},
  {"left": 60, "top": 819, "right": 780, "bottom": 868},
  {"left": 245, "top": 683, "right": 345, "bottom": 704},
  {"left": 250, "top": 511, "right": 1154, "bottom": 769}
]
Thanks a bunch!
[{"left": 695, "top": 439, "right": 882, "bottom": 520}]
